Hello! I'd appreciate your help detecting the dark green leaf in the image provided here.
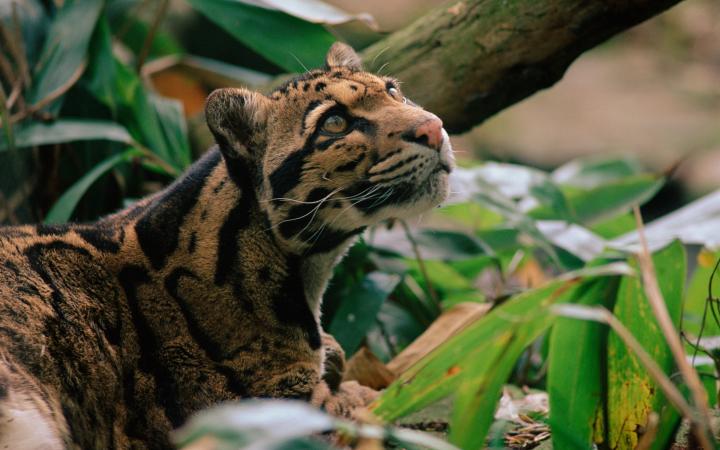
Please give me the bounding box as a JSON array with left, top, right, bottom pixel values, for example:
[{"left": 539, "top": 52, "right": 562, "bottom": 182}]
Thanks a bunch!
[
  {"left": 329, "top": 272, "right": 400, "bottom": 354},
  {"left": 548, "top": 279, "right": 619, "bottom": 450},
  {"left": 185, "top": 0, "right": 336, "bottom": 72},
  {"left": 0, "top": 119, "right": 133, "bottom": 152},
  {"left": 45, "top": 148, "right": 139, "bottom": 224},
  {"left": 83, "top": 18, "right": 188, "bottom": 174},
  {"left": 27, "top": 0, "right": 104, "bottom": 111}
]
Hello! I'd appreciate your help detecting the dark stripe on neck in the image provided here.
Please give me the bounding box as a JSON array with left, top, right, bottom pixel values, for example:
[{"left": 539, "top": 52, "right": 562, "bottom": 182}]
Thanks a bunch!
[
  {"left": 135, "top": 150, "right": 221, "bottom": 270},
  {"left": 214, "top": 185, "right": 253, "bottom": 286}
]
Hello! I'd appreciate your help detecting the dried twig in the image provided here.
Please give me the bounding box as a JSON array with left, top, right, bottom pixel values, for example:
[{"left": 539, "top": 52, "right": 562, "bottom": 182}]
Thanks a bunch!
[
  {"left": 0, "top": 21, "right": 26, "bottom": 88},
  {"left": 0, "top": 81, "right": 14, "bottom": 149},
  {"left": 8, "top": 60, "right": 87, "bottom": 124},
  {"left": 10, "top": 3, "right": 30, "bottom": 89},
  {"left": 633, "top": 206, "right": 715, "bottom": 449},
  {"left": 635, "top": 412, "right": 659, "bottom": 450},
  {"left": 136, "top": 0, "right": 170, "bottom": 72}
]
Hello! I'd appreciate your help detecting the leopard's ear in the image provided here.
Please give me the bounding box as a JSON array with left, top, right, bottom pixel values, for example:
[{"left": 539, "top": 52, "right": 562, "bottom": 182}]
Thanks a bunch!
[
  {"left": 325, "top": 42, "right": 362, "bottom": 71},
  {"left": 205, "top": 88, "right": 270, "bottom": 159}
]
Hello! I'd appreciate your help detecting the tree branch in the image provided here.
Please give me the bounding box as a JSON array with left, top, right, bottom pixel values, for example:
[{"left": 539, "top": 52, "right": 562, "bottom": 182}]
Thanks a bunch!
[{"left": 360, "top": 0, "right": 683, "bottom": 133}]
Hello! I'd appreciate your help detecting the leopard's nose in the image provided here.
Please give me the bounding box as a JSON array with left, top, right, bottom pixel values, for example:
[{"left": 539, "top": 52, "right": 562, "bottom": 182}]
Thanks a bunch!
[{"left": 403, "top": 117, "right": 444, "bottom": 151}]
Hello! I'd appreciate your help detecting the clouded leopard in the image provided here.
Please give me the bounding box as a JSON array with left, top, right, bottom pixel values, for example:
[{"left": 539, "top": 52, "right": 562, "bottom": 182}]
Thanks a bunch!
[{"left": 0, "top": 43, "right": 454, "bottom": 449}]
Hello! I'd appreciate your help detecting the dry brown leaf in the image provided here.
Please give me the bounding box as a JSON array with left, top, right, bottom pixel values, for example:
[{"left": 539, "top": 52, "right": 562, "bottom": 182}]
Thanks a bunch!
[
  {"left": 512, "top": 258, "right": 547, "bottom": 289},
  {"left": 343, "top": 346, "right": 396, "bottom": 390},
  {"left": 387, "top": 302, "right": 491, "bottom": 375}
]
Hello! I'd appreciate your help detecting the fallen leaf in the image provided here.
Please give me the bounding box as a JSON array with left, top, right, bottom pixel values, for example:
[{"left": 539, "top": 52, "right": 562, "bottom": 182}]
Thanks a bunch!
[
  {"left": 344, "top": 346, "right": 396, "bottom": 390},
  {"left": 387, "top": 302, "right": 491, "bottom": 375}
]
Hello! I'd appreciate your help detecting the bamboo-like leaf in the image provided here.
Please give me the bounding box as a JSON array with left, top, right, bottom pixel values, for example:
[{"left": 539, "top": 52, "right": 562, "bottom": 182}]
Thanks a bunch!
[
  {"left": 27, "top": 0, "right": 104, "bottom": 111},
  {"left": 0, "top": 119, "right": 133, "bottom": 152},
  {"left": 45, "top": 148, "right": 139, "bottom": 224},
  {"left": 372, "top": 279, "right": 579, "bottom": 422},
  {"left": 606, "top": 241, "right": 685, "bottom": 449},
  {"left": 83, "top": 18, "right": 188, "bottom": 173},
  {"left": 547, "top": 279, "right": 620, "bottom": 450}
]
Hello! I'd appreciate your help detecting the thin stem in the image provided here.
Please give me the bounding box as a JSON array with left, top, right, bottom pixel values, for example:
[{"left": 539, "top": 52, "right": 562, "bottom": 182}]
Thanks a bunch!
[
  {"left": 400, "top": 220, "right": 440, "bottom": 310},
  {"left": 136, "top": 0, "right": 170, "bottom": 72},
  {"left": 8, "top": 61, "right": 87, "bottom": 124}
]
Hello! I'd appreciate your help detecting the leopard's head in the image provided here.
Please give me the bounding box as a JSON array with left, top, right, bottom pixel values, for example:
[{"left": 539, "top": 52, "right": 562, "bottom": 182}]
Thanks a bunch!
[{"left": 206, "top": 43, "right": 454, "bottom": 254}]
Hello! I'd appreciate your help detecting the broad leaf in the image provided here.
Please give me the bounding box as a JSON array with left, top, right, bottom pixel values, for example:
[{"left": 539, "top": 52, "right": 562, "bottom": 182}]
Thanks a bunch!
[
  {"left": 613, "top": 189, "right": 720, "bottom": 252},
  {"left": 530, "top": 175, "right": 663, "bottom": 225},
  {"left": 329, "top": 272, "right": 400, "bottom": 354},
  {"left": 172, "top": 400, "right": 335, "bottom": 449}
]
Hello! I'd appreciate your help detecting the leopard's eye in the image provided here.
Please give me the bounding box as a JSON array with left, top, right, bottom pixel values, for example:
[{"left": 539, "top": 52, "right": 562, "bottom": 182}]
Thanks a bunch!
[
  {"left": 321, "top": 115, "right": 348, "bottom": 134},
  {"left": 388, "top": 87, "right": 400, "bottom": 99}
]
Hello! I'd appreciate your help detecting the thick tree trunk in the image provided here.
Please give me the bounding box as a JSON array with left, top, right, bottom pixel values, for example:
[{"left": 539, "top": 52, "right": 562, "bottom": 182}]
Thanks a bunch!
[{"left": 359, "top": 0, "right": 684, "bottom": 134}]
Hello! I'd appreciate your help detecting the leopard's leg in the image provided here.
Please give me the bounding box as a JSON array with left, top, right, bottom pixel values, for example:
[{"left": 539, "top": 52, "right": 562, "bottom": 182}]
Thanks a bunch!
[{"left": 249, "top": 332, "right": 377, "bottom": 419}]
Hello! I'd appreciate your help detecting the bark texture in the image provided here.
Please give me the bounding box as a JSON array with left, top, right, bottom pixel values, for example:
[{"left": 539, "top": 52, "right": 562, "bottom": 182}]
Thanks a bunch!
[{"left": 360, "top": 0, "right": 684, "bottom": 133}]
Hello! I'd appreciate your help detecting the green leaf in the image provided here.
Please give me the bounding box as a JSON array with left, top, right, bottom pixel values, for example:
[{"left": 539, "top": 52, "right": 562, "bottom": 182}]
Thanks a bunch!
[
  {"left": 548, "top": 279, "right": 619, "bottom": 450},
  {"left": 682, "top": 249, "right": 720, "bottom": 337},
  {"left": 373, "top": 279, "right": 578, "bottom": 422},
  {"left": 149, "top": 94, "right": 192, "bottom": 169},
  {"left": 329, "top": 272, "right": 400, "bottom": 354},
  {"left": 449, "top": 308, "right": 558, "bottom": 449},
  {"left": 185, "top": 0, "right": 336, "bottom": 72},
  {"left": 45, "top": 148, "right": 138, "bottom": 224},
  {"left": 0, "top": 119, "right": 133, "bottom": 151},
  {"left": 438, "top": 201, "right": 504, "bottom": 231},
  {"left": 530, "top": 175, "right": 663, "bottom": 225},
  {"left": 404, "top": 259, "right": 472, "bottom": 294},
  {"left": 606, "top": 241, "right": 685, "bottom": 449},
  {"left": 552, "top": 156, "right": 645, "bottom": 189},
  {"left": 590, "top": 212, "right": 637, "bottom": 239},
  {"left": 83, "top": 17, "right": 189, "bottom": 174},
  {"left": 27, "top": 0, "right": 104, "bottom": 111}
]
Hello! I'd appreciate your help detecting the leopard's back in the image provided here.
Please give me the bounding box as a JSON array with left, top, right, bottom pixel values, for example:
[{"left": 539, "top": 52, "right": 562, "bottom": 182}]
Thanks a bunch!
[{"left": 0, "top": 227, "right": 137, "bottom": 449}]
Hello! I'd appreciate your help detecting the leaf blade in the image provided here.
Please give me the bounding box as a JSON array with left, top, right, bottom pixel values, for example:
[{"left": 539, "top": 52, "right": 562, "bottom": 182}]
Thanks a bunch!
[{"left": 44, "top": 148, "right": 138, "bottom": 224}]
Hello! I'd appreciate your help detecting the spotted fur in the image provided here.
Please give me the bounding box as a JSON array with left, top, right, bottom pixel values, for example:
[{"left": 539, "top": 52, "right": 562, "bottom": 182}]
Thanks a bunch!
[{"left": 0, "top": 43, "right": 454, "bottom": 449}]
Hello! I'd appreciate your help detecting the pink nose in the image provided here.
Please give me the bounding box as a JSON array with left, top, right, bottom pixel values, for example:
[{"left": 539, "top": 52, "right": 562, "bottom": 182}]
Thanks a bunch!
[{"left": 414, "top": 118, "right": 443, "bottom": 151}]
